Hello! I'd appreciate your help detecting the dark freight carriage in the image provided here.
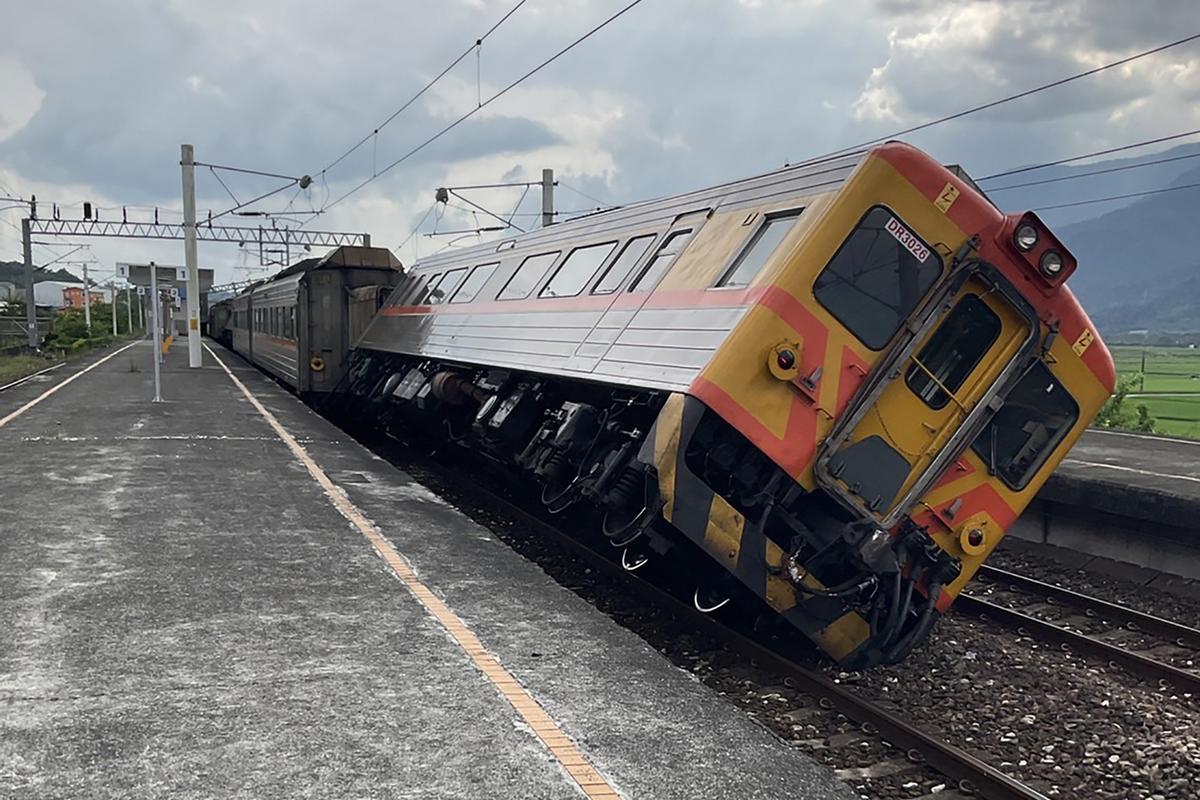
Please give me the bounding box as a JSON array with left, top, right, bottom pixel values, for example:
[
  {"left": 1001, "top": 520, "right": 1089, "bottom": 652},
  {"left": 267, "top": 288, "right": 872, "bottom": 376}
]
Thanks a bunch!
[{"left": 209, "top": 246, "right": 401, "bottom": 396}]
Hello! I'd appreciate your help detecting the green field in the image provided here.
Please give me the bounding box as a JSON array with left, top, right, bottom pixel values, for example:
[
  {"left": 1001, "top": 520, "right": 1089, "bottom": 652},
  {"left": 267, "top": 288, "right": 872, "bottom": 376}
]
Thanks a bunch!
[{"left": 1109, "top": 345, "right": 1200, "bottom": 439}]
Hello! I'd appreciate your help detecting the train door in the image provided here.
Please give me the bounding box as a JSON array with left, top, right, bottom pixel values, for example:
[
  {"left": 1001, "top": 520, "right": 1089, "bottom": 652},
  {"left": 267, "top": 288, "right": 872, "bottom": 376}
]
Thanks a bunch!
[{"left": 815, "top": 268, "right": 1038, "bottom": 525}]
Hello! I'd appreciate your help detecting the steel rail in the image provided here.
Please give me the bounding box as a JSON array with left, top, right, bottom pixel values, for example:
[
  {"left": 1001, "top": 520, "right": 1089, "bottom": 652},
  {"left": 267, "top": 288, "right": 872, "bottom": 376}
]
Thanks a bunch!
[
  {"left": 955, "top": 595, "right": 1200, "bottom": 695},
  {"left": 0, "top": 361, "right": 65, "bottom": 393},
  {"left": 975, "top": 565, "right": 1200, "bottom": 650},
  {"left": 389, "top": 449, "right": 1051, "bottom": 800}
]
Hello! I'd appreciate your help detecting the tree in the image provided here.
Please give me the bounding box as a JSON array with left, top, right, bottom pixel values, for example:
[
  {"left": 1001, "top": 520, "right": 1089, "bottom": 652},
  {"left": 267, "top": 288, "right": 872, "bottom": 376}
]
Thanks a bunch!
[{"left": 1094, "top": 374, "right": 1156, "bottom": 433}]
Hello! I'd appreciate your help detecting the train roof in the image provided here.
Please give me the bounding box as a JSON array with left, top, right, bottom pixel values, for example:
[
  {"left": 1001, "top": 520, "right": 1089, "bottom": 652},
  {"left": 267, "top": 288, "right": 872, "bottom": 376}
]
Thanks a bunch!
[{"left": 410, "top": 150, "right": 880, "bottom": 273}]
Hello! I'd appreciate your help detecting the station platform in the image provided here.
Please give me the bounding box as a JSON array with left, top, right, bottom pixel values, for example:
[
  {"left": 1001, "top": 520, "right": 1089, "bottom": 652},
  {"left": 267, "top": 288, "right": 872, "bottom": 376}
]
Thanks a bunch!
[{"left": 0, "top": 339, "right": 853, "bottom": 800}]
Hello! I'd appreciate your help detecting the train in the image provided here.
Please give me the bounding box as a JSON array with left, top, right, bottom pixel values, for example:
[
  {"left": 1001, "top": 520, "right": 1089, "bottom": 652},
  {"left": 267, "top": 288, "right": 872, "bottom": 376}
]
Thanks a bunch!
[
  {"left": 216, "top": 142, "right": 1114, "bottom": 668},
  {"left": 210, "top": 245, "right": 402, "bottom": 395}
]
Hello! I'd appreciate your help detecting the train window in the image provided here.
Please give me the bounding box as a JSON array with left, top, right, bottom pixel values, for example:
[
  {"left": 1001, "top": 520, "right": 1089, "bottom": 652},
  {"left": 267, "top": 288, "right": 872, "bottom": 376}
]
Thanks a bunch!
[
  {"left": 814, "top": 206, "right": 941, "bottom": 350},
  {"left": 452, "top": 263, "right": 499, "bottom": 303},
  {"left": 629, "top": 229, "right": 694, "bottom": 292},
  {"left": 593, "top": 235, "right": 656, "bottom": 294},
  {"left": 414, "top": 273, "right": 442, "bottom": 304},
  {"left": 971, "top": 362, "right": 1079, "bottom": 490},
  {"left": 716, "top": 209, "right": 803, "bottom": 288},
  {"left": 904, "top": 295, "right": 1001, "bottom": 410},
  {"left": 541, "top": 241, "right": 617, "bottom": 298},
  {"left": 430, "top": 268, "right": 467, "bottom": 304},
  {"left": 498, "top": 252, "right": 560, "bottom": 300}
]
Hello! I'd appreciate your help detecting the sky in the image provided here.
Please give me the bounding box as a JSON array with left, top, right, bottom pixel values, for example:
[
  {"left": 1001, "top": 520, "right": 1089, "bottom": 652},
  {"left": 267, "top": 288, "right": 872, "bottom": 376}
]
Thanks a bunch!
[{"left": 1, "top": 0, "right": 1198, "bottom": 286}]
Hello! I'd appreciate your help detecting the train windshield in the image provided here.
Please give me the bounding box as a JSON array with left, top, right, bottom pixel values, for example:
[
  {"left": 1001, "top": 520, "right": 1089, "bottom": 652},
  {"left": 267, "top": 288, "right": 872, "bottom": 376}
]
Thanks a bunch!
[
  {"left": 813, "top": 206, "right": 942, "bottom": 350},
  {"left": 971, "top": 362, "right": 1079, "bottom": 489}
]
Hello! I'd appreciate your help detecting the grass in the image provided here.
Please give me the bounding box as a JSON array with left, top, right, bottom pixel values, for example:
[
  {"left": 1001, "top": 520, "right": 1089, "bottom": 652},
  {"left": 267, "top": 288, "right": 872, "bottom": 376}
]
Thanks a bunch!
[
  {"left": 0, "top": 353, "right": 62, "bottom": 386},
  {"left": 1110, "top": 345, "right": 1200, "bottom": 439}
]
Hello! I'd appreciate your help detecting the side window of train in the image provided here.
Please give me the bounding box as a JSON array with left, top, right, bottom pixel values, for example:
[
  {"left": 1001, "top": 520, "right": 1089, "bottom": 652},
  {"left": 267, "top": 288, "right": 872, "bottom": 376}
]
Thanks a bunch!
[
  {"left": 813, "top": 205, "right": 942, "bottom": 350},
  {"left": 430, "top": 268, "right": 468, "bottom": 304},
  {"left": 497, "top": 251, "right": 560, "bottom": 300},
  {"left": 541, "top": 242, "right": 617, "bottom": 298},
  {"left": 592, "top": 235, "right": 656, "bottom": 295},
  {"left": 415, "top": 273, "right": 441, "bottom": 304},
  {"left": 452, "top": 263, "right": 499, "bottom": 303},
  {"left": 629, "top": 229, "right": 695, "bottom": 292},
  {"left": 715, "top": 209, "right": 804, "bottom": 288}
]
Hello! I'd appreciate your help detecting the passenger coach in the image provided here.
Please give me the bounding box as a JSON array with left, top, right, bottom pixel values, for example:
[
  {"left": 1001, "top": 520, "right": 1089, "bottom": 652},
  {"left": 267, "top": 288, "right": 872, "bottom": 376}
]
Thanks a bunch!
[
  {"left": 213, "top": 245, "right": 401, "bottom": 396},
  {"left": 337, "top": 143, "right": 1114, "bottom": 667}
]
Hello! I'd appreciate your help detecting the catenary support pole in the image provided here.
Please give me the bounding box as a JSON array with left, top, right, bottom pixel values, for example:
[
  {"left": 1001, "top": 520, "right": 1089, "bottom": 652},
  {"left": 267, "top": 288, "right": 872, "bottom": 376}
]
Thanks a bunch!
[
  {"left": 21, "top": 218, "right": 36, "bottom": 348},
  {"left": 111, "top": 284, "right": 117, "bottom": 335},
  {"left": 82, "top": 261, "right": 92, "bottom": 332},
  {"left": 150, "top": 261, "right": 163, "bottom": 402},
  {"left": 181, "top": 144, "right": 202, "bottom": 368},
  {"left": 541, "top": 168, "right": 554, "bottom": 228},
  {"left": 126, "top": 286, "right": 133, "bottom": 333}
]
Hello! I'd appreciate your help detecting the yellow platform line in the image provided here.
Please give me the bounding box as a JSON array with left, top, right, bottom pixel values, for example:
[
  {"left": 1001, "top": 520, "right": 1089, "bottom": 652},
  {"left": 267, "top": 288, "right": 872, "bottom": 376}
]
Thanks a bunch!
[{"left": 203, "top": 343, "right": 624, "bottom": 800}]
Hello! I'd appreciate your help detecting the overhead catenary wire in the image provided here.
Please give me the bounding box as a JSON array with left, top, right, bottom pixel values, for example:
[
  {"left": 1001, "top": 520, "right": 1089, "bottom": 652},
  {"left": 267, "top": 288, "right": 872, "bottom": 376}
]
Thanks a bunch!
[
  {"left": 985, "top": 150, "right": 1200, "bottom": 192},
  {"left": 979, "top": 128, "right": 1200, "bottom": 181},
  {"left": 1033, "top": 180, "right": 1200, "bottom": 212},
  {"left": 310, "top": 0, "right": 648, "bottom": 220},
  {"left": 317, "top": 0, "right": 530, "bottom": 179},
  {"left": 797, "top": 31, "right": 1200, "bottom": 165}
]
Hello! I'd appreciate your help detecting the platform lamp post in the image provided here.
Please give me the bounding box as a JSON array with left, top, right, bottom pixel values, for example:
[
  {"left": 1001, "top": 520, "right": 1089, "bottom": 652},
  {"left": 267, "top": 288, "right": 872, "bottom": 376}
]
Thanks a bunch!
[{"left": 149, "top": 261, "right": 163, "bottom": 403}]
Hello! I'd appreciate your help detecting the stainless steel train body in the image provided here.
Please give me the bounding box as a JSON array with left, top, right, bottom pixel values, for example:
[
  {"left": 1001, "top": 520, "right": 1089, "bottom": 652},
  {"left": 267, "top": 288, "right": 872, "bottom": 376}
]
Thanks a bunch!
[
  {"left": 219, "top": 246, "right": 400, "bottom": 394},
  {"left": 335, "top": 143, "right": 1113, "bottom": 667}
]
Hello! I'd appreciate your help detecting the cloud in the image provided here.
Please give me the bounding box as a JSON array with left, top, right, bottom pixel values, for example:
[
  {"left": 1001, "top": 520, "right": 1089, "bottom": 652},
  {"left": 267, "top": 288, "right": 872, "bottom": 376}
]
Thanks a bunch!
[
  {"left": 0, "top": 56, "right": 45, "bottom": 143},
  {"left": 0, "top": 0, "right": 1198, "bottom": 284}
]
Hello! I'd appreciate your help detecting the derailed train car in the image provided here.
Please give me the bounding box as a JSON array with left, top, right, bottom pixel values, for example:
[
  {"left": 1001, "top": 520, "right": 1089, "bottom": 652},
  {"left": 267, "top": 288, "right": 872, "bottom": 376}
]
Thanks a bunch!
[
  {"left": 334, "top": 142, "right": 1114, "bottom": 667},
  {"left": 210, "top": 245, "right": 401, "bottom": 396}
]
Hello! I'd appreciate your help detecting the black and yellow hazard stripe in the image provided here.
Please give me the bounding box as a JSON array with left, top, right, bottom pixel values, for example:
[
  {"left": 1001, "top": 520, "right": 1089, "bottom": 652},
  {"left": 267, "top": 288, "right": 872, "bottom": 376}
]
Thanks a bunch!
[{"left": 637, "top": 392, "right": 870, "bottom": 663}]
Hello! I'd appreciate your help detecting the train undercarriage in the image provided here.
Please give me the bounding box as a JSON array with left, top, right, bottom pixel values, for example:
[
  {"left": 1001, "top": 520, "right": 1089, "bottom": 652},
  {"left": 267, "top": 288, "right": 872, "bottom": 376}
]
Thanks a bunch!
[{"left": 331, "top": 348, "right": 961, "bottom": 668}]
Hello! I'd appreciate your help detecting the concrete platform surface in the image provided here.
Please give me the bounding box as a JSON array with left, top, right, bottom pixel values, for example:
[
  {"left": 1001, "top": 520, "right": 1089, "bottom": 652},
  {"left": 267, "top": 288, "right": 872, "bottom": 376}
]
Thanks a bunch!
[
  {"left": 1052, "top": 428, "right": 1200, "bottom": 526},
  {"left": 0, "top": 339, "right": 853, "bottom": 800}
]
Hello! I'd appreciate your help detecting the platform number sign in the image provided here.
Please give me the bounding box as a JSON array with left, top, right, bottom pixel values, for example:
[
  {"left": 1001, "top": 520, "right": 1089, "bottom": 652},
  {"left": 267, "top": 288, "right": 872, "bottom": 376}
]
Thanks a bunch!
[
  {"left": 176, "top": 267, "right": 188, "bottom": 282},
  {"left": 117, "top": 263, "right": 129, "bottom": 278}
]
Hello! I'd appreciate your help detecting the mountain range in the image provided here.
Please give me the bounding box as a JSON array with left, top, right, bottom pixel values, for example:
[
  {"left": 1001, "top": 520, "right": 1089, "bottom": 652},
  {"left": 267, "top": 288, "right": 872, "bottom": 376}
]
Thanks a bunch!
[{"left": 979, "top": 142, "right": 1200, "bottom": 341}]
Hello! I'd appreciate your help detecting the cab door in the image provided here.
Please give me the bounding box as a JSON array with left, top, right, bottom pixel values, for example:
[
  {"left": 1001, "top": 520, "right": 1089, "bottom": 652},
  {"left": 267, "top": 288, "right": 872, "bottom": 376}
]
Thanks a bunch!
[{"left": 817, "top": 272, "right": 1036, "bottom": 524}]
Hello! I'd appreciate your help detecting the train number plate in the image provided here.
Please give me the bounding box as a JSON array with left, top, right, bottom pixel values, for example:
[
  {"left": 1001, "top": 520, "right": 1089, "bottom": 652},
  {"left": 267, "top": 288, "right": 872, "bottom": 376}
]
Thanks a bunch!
[{"left": 884, "top": 216, "right": 931, "bottom": 263}]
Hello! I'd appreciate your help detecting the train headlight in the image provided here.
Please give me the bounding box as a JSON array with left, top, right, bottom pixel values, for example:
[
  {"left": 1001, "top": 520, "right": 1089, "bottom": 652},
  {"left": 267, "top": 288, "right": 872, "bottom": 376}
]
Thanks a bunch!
[
  {"left": 1039, "top": 250, "right": 1064, "bottom": 278},
  {"left": 1014, "top": 223, "right": 1039, "bottom": 252}
]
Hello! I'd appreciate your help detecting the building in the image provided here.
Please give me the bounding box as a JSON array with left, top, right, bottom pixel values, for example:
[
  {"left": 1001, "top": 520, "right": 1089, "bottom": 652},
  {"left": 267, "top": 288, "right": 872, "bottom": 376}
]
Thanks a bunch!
[{"left": 62, "top": 286, "right": 107, "bottom": 309}]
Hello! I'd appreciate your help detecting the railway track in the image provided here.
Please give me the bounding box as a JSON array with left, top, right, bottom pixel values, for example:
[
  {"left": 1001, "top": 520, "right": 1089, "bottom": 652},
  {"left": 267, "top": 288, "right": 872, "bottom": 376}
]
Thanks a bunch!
[
  {"left": 359, "top": 431, "right": 1051, "bottom": 800},
  {"left": 961, "top": 565, "right": 1200, "bottom": 695},
  {"left": 0, "top": 362, "right": 65, "bottom": 393}
]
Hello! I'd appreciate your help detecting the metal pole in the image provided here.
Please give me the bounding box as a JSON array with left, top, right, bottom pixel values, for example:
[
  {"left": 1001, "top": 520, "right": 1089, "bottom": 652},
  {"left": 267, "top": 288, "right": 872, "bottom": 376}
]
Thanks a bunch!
[
  {"left": 21, "top": 218, "right": 36, "bottom": 348},
  {"left": 541, "top": 168, "right": 554, "bottom": 228},
  {"left": 181, "top": 144, "right": 202, "bottom": 368},
  {"left": 150, "top": 261, "right": 163, "bottom": 402},
  {"left": 126, "top": 286, "right": 133, "bottom": 333},
  {"left": 82, "top": 261, "right": 92, "bottom": 332},
  {"left": 111, "top": 284, "right": 117, "bottom": 336}
]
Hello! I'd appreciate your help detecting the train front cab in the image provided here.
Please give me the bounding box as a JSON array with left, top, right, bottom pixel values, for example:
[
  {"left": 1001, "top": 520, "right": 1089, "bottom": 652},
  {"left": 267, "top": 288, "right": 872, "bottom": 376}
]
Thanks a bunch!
[{"left": 632, "top": 143, "right": 1115, "bottom": 667}]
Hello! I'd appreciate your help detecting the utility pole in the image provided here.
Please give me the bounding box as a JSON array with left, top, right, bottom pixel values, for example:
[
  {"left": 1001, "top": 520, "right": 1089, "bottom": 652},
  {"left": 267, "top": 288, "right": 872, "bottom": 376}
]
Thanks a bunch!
[
  {"left": 20, "top": 215, "right": 35, "bottom": 347},
  {"left": 126, "top": 285, "right": 133, "bottom": 333},
  {"left": 82, "top": 261, "right": 92, "bottom": 331},
  {"left": 180, "top": 144, "right": 202, "bottom": 368},
  {"left": 111, "top": 284, "right": 118, "bottom": 336},
  {"left": 541, "top": 168, "right": 554, "bottom": 228},
  {"left": 149, "top": 261, "right": 163, "bottom": 402}
]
